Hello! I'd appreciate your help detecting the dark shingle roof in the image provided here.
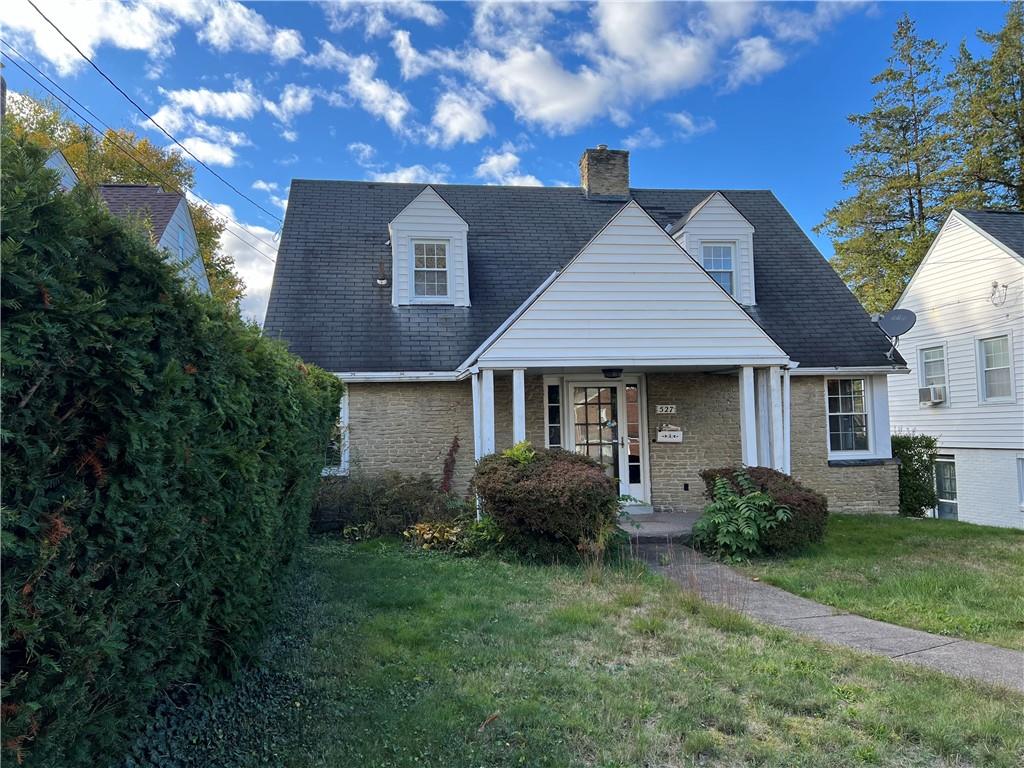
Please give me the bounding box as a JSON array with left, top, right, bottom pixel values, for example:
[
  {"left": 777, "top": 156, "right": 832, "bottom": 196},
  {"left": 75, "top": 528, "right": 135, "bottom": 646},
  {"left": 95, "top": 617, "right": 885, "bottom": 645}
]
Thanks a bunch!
[
  {"left": 264, "top": 181, "right": 900, "bottom": 372},
  {"left": 957, "top": 209, "right": 1024, "bottom": 257},
  {"left": 97, "top": 184, "right": 182, "bottom": 240}
]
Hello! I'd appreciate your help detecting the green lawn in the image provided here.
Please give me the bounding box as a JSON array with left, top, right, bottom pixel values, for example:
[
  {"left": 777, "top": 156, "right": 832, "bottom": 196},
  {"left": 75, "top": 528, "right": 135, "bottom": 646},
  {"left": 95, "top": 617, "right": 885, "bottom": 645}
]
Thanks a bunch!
[
  {"left": 133, "top": 538, "right": 1024, "bottom": 768},
  {"left": 741, "top": 514, "right": 1024, "bottom": 650}
]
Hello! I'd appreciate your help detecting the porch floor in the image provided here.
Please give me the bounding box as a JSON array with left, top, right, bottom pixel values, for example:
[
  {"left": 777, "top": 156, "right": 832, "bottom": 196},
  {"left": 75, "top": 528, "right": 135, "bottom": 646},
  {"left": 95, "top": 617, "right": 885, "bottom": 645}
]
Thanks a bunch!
[{"left": 619, "top": 510, "right": 700, "bottom": 542}]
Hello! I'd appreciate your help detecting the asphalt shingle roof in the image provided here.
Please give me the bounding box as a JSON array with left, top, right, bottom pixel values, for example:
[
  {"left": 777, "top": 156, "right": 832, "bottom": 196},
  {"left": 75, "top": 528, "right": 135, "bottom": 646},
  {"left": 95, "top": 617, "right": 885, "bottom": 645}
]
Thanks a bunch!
[
  {"left": 97, "top": 184, "right": 182, "bottom": 240},
  {"left": 957, "top": 209, "right": 1024, "bottom": 258},
  {"left": 264, "top": 181, "right": 900, "bottom": 372}
]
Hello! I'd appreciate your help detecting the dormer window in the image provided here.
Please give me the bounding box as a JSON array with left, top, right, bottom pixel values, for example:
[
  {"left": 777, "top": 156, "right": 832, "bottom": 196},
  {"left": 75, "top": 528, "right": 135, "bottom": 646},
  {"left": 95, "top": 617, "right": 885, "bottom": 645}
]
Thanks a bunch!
[
  {"left": 702, "top": 242, "right": 735, "bottom": 295},
  {"left": 413, "top": 240, "right": 449, "bottom": 299}
]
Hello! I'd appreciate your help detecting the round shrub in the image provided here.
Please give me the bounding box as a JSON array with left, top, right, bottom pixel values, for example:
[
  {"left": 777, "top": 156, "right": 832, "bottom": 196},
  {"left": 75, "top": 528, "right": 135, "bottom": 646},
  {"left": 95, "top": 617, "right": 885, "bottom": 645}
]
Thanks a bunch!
[
  {"left": 699, "top": 467, "right": 829, "bottom": 554},
  {"left": 473, "top": 446, "right": 619, "bottom": 551}
]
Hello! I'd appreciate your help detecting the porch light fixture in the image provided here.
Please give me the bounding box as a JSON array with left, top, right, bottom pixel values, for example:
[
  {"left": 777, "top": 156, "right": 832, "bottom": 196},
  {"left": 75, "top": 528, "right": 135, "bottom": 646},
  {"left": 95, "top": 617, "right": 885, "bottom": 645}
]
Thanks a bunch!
[
  {"left": 602, "top": 368, "right": 623, "bottom": 379},
  {"left": 375, "top": 259, "right": 389, "bottom": 287}
]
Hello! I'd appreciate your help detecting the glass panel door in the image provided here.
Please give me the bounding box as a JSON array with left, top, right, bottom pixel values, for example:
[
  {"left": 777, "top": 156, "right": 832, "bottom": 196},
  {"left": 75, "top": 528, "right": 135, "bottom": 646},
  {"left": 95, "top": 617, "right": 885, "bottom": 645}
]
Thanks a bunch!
[
  {"left": 573, "top": 386, "right": 619, "bottom": 480},
  {"left": 623, "top": 383, "right": 644, "bottom": 499},
  {"left": 934, "top": 457, "right": 958, "bottom": 520}
]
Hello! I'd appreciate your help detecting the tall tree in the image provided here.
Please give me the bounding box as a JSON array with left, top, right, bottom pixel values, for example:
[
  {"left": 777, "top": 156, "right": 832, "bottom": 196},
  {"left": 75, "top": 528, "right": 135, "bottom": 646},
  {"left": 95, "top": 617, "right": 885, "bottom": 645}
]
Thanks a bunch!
[
  {"left": 949, "top": 1, "right": 1024, "bottom": 209},
  {"left": 817, "top": 15, "right": 956, "bottom": 313},
  {"left": 4, "top": 95, "right": 245, "bottom": 306}
]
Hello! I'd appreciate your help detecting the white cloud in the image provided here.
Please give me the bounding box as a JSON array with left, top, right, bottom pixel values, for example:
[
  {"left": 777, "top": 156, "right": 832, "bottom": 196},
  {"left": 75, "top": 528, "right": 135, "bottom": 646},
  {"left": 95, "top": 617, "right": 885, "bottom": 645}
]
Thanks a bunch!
[
  {"left": 263, "top": 84, "right": 316, "bottom": 124},
  {"left": 162, "top": 81, "right": 261, "bottom": 120},
  {"left": 429, "top": 89, "right": 491, "bottom": 147},
  {"left": 306, "top": 41, "right": 414, "bottom": 135},
  {"left": 178, "top": 137, "right": 237, "bottom": 166},
  {"left": 472, "top": 1, "right": 565, "bottom": 51},
  {"left": 391, "top": 29, "right": 437, "bottom": 79},
  {"left": 762, "top": 2, "right": 865, "bottom": 43},
  {"left": 198, "top": 0, "right": 304, "bottom": 61},
  {"left": 725, "top": 36, "right": 786, "bottom": 91},
  {"left": 147, "top": 105, "right": 251, "bottom": 149},
  {"left": 325, "top": 0, "right": 445, "bottom": 38},
  {"left": 370, "top": 164, "right": 450, "bottom": 183},
  {"left": 622, "top": 126, "right": 663, "bottom": 150},
  {"left": 667, "top": 111, "right": 716, "bottom": 140},
  {"left": 474, "top": 149, "right": 542, "bottom": 186},
  {"left": 252, "top": 180, "right": 279, "bottom": 192},
  {"left": 348, "top": 142, "right": 377, "bottom": 166},
  {"left": 202, "top": 200, "right": 278, "bottom": 324}
]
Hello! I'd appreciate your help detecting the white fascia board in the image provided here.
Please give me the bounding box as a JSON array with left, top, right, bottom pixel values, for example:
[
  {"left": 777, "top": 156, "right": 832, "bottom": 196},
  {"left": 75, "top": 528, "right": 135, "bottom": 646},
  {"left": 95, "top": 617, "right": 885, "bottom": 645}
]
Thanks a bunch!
[
  {"left": 334, "top": 371, "right": 462, "bottom": 383},
  {"left": 456, "top": 270, "right": 561, "bottom": 371},
  {"left": 474, "top": 355, "right": 792, "bottom": 368},
  {"left": 790, "top": 366, "right": 909, "bottom": 376},
  {"left": 953, "top": 210, "right": 1024, "bottom": 264}
]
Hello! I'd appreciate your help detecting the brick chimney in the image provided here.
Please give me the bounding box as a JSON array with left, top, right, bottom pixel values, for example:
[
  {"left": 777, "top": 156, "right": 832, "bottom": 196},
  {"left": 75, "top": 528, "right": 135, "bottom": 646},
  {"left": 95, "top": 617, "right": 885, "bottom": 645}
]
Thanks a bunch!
[{"left": 579, "top": 145, "right": 630, "bottom": 199}]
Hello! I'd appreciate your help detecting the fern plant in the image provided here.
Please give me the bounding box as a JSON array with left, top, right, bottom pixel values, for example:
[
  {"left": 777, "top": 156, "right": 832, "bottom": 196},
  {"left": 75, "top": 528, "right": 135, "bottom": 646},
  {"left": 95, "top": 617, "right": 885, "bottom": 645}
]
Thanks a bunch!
[{"left": 692, "top": 471, "right": 791, "bottom": 560}]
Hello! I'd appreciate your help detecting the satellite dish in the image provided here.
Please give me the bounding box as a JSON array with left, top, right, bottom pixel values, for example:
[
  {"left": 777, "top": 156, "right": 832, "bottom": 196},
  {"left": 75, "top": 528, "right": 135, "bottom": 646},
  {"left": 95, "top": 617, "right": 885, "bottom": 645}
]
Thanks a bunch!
[
  {"left": 877, "top": 309, "right": 916, "bottom": 339},
  {"left": 876, "top": 309, "right": 917, "bottom": 361}
]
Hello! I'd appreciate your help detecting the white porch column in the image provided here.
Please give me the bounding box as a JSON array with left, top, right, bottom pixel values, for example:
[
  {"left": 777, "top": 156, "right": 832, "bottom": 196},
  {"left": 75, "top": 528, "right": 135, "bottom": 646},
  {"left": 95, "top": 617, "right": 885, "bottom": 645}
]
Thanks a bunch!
[
  {"left": 782, "top": 369, "right": 792, "bottom": 474},
  {"left": 511, "top": 368, "right": 526, "bottom": 444},
  {"left": 480, "top": 368, "right": 496, "bottom": 456},
  {"left": 769, "top": 365, "right": 785, "bottom": 472},
  {"left": 739, "top": 366, "right": 758, "bottom": 466},
  {"left": 471, "top": 372, "right": 482, "bottom": 461}
]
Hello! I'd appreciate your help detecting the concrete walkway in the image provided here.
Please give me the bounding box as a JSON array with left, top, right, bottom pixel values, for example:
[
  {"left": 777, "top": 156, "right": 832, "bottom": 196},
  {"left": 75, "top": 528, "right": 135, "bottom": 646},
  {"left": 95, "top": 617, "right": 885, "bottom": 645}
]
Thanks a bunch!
[{"left": 636, "top": 541, "right": 1024, "bottom": 693}]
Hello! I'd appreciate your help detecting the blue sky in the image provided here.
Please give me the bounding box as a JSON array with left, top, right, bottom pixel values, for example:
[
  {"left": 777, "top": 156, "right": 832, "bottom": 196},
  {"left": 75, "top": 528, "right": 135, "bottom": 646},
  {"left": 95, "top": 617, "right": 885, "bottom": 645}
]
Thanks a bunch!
[{"left": 0, "top": 1, "right": 1008, "bottom": 321}]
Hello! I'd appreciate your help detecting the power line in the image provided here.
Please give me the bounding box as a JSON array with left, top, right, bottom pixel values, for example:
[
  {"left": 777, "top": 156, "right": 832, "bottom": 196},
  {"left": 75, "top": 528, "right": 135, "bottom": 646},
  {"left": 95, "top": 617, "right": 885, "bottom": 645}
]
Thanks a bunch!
[
  {"left": 24, "top": 0, "right": 283, "bottom": 226},
  {"left": 2, "top": 49, "right": 278, "bottom": 264}
]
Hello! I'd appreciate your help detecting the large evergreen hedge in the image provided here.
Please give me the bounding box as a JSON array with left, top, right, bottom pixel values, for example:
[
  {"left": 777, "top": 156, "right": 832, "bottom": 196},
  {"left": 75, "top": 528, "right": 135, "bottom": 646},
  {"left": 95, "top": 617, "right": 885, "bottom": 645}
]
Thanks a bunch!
[{"left": 0, "top": 135, "right": 342, "bottom": 766}]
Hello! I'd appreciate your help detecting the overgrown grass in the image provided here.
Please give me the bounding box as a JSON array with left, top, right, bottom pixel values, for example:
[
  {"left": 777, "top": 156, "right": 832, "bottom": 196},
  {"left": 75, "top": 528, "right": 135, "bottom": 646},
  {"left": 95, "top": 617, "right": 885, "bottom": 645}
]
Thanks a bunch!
[
  {"left": 741, "top": 514, "right": 1024, "bottom": 650},
  {"left": 132, "top": 537, "right": 1024, "bottom": 767}
]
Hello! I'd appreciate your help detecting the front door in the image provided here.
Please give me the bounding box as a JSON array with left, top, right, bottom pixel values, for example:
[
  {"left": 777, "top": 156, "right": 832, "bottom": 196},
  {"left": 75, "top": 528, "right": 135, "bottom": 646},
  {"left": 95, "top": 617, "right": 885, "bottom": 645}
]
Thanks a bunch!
[{"left": 568, "top": 379, "right": 648, "bottom": 501}]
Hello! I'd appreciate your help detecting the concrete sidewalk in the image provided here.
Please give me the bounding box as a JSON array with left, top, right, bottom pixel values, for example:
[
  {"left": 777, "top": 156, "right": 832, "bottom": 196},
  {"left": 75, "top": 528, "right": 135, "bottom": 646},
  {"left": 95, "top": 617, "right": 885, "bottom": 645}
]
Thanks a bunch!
[{"left": 636, "top": 540, "right": 1024, "bottom": 693}]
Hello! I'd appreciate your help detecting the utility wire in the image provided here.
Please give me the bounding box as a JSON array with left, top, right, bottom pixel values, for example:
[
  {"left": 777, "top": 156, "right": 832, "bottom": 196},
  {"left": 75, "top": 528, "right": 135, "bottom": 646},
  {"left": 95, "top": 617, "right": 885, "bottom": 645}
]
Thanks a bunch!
[
  {"left": 2, "top": 45, "right": 278, "bottom": 263},
  {"left": 24, "top": 0, "right": 284, "bottom": 226}
]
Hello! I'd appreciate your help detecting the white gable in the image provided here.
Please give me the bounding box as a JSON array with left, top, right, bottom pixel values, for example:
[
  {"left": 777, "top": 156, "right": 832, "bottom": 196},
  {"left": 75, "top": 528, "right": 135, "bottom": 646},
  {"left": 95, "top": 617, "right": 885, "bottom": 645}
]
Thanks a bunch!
[
  {"left": 156, "top": 199, "right": 210, "bottom": 295},
  {"left": 389, "top": 186, "right": 470, "bottom": 307},
  {"left": 673, "top": 192, "right": 756, "bottom": 306},
  {"left": 476, "top": 201, "right": 788, "bottom": 368}
]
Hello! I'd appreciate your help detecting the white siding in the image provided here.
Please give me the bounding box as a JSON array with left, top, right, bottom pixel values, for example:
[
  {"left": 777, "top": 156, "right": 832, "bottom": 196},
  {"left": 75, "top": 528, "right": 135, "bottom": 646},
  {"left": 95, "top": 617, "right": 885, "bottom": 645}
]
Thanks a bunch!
[
  {"left": 156, "top": 200, "right": 210, "bottom": 295},
  {"left": 673, "top": 192, "right": 756, "bottom": 306},
  {"left": 389, "top": 186, "right": 470, "bottom": 307},
  {"left": 478, "top": 201, "right": 788, "bottom": 367},
  {"left": 932, "top": 448, "right": 1023, "bottom": 529},
  {"left": 889, "top": 213, "right": 1024, "bottom": 450}
]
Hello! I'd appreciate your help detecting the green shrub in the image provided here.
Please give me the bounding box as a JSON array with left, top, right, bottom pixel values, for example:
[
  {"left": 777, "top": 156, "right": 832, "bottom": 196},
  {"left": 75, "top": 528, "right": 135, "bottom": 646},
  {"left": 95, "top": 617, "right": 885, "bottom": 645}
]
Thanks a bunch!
[
  {"left": 699, "top": 467, "right": 828, "bottom": 554},
  {"left": 891, "top": 432, "right": 938, "bottom": 517},
  {"left": 692, "top": 471, "right": 792, "bottom": 559},
  {"left": 313, "top": 471, "right": 471, "bottom": 534},
  {"left": 472, "top": 445, "right": 620, "bottom": 557},
  {"left": 0, "top": 134, "right": 342, "bottom": 766}
]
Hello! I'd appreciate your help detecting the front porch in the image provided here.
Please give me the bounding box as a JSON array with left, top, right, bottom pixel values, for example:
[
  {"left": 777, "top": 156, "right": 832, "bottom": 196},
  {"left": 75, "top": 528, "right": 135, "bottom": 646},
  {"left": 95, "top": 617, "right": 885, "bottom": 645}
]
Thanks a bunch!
[{"left": 468, "top": 366, "right": 793, "bottom": 514}]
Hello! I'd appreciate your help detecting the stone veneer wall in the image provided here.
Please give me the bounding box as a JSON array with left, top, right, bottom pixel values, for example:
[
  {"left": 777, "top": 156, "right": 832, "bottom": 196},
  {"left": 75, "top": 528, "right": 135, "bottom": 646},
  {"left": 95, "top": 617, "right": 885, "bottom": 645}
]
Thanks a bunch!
[
  {"left": 645, "top": 373, "right": 742, "bottom": 512},
  {"left": 345, "top": 382, "right": 476, "bottom": 495},
  {"left": 788, "top": 376, "right": 899, "bottom": 515},
  {"left": 345, "top": 373, "right": 899, "bottom": 514}
]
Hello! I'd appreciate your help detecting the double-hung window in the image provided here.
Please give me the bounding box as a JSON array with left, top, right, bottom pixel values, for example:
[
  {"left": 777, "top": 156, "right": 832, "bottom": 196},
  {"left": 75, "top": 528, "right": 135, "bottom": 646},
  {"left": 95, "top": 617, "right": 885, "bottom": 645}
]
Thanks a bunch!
[
  {"left": 412, "top": 240, "right": 449, "bottom": 299},
  {"left": 701, "top": 243, "right": 734, "bottom": 295},
  {"left": 977, "top": 335, "right": 1013, "bottom": 401},
  {"left": 919, "top": 345, "right": 947, "bottom": 403},
  {"left": 826, "top": 378, "right": 870, "bottom": 452}
]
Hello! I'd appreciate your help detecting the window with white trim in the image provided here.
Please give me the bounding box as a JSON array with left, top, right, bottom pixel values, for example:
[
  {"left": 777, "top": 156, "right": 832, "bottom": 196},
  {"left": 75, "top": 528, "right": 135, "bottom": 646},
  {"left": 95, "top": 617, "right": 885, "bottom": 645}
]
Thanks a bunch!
[
  {"left": 1017, "top": 457, "right": 1024, "bottom": 508},
  {"left": 978, "top": 335, "right": 1012, "bottom": 401},
  {"left": 919, "top": 345, "right": 947, "bottom": 402},
  {"left": 412, "top": 240, "right": 449, "bottom": 299},
  {"left": 826, "top": 378, "right": 869, "bottom": 452},
  {"left": 934, "top": 455, "right": 958, "bottom": 520},
  {"left": 701, "top": 243, "right": 734, "bottom": 295},
  {"left": 544, "top": 382, "right": 562, "bottom": 448}
]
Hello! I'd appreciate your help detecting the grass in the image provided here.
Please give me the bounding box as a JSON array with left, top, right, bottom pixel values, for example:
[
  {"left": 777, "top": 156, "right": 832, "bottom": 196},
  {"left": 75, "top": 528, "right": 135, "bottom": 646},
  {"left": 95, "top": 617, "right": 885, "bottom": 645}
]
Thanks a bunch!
[
  {"left": 741, "top": 514, "right": 1024, "bottom": 650},
  {"left": 134, "top": 537, "right": 1024, "bottom": 768}
]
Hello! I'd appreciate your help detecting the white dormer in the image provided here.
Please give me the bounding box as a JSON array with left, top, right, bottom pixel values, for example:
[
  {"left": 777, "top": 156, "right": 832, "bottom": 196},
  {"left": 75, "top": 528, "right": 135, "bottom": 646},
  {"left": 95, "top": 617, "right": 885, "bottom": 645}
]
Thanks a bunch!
[
  {"left": 388, "top": 186, "right": 470, "bottom": 307},
  {"left": 671, "top": 192, "right": 756, "bottom": 306}
]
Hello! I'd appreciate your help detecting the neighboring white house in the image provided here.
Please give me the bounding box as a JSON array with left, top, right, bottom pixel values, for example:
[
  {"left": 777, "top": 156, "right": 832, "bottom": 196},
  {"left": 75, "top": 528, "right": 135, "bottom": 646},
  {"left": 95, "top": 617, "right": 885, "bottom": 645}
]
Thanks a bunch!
[
  {"left": 889, "top": 209, "right": 1024, "bottom": 528},
  {"left": 97, "top": 184, "right": 211, "bottom": 295},
  {"left": 44, "top": 149, "right": 79, "bottom": 191}
]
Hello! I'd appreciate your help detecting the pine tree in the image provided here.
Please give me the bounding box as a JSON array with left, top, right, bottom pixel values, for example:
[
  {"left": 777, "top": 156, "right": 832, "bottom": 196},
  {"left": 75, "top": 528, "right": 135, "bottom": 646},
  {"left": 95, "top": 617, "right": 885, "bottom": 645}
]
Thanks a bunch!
[
  {"left": 816, "top": 15, "right": 955, "bottom": 313},
  {"left": 4, "top": 96, "right": 245, "bottom": 306},
  {"left": 949, "top": 1, "right": 1024, "bottom": 209}
]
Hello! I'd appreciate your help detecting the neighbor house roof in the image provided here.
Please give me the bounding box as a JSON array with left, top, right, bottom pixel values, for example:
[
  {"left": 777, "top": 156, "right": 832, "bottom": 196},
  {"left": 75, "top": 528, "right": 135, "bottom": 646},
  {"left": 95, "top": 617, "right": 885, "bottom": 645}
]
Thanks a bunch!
[
  {"left": 264, "top": 182, "right": 900, "bottom": 372},
  {"left": 957, "top": 209, "right": 1024, "bottom": 258},
  {"left": 97, "top": 184, "right": 183, "bottom": 240}
]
